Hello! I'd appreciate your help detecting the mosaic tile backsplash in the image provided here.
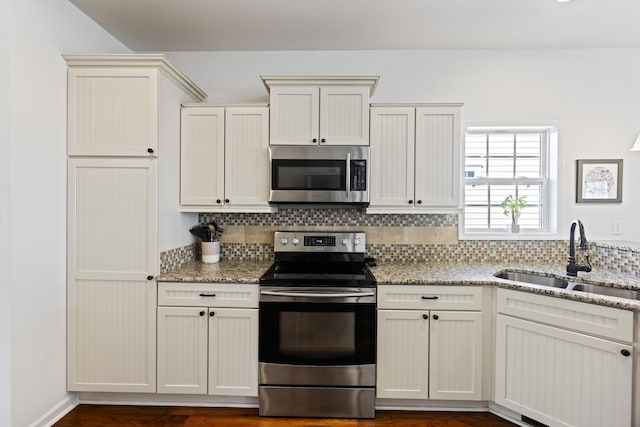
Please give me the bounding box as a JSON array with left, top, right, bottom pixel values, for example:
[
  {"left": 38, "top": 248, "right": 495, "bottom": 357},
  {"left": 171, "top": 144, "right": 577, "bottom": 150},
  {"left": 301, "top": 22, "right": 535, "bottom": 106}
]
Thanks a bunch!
[{"left": 159, "top": 210, "right": 640, "bottom": 276}]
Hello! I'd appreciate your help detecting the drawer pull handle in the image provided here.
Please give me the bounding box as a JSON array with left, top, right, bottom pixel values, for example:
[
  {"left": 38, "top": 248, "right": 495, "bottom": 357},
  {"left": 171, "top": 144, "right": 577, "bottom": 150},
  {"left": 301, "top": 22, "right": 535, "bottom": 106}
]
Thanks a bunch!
[
  {"left": 421, "top": 296, "right": 439, "bottom": 300},
  {"left": 621, "top": 349, "right": 631, "bottom": 357},
  {"left": 199, "top": 293, "right": 217, "bottom": 297}
]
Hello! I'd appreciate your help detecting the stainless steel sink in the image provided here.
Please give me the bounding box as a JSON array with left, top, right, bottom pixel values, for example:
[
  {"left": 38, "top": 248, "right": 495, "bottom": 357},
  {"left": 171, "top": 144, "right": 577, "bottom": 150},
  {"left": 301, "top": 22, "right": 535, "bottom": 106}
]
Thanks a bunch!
[
  {"left": 494, "top": 271, "right": 569, "bottom": 288},
  {"left": 494, "top": 270, "right": 640, "bottom": 301},
  {"left": 565, "top": 283, "right": 640, "bottom": 300}
]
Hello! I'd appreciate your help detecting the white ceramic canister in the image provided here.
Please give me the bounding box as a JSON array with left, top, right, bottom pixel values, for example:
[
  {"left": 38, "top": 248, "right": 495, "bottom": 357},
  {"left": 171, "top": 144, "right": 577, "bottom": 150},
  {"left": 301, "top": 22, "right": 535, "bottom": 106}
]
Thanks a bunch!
[{"left": 202, "top": 241, "right": 220, "bottom": 263}]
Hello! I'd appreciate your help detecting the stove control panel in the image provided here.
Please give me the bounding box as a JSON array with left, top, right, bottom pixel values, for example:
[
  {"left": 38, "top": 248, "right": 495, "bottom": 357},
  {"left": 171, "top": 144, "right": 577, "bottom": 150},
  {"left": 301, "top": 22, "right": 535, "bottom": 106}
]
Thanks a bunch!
[{"left": 274, "top": 231, "right": 366, "bottom": 253}]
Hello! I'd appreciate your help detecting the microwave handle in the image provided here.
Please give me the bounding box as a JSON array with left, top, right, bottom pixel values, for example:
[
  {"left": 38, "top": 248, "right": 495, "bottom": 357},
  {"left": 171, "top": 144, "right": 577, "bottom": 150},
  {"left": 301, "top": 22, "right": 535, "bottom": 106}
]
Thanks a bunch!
[{"left": 346, "top": 152, "right": 351, "bottom": 197}]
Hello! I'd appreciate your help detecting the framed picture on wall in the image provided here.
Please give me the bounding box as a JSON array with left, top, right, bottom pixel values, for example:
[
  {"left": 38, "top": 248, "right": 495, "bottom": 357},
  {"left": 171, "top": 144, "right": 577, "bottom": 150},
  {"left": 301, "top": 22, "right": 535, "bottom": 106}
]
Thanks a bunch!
[{"left": 576, "top": 159, "right": 623, "bottom": 203}]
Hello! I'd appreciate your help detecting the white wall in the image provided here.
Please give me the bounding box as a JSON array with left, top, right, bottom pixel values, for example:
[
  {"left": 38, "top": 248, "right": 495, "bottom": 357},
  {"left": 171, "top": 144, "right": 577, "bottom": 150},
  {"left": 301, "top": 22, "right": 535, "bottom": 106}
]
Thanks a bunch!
[
  {"left": 158, "top": 75, "right": 199, "bottom": 253},
  {"left": 1, "top": 0, "right": 12, "bottom": 425},
  {"left": 167, "top": 49, "right": 640, "bottom": 242},
  {"left": 9, "top": 1, "right": 129, "bottom": 426}
]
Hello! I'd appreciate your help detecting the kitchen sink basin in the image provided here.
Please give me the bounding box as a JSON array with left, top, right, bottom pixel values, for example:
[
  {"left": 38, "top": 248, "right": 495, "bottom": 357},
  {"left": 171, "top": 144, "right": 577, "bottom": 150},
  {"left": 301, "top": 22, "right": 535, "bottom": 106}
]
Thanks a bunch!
[
  {"left": 565, "top": 283, "right": 640, "bottom": 300},
  {"left": 494, "top": 271, "right": 569, "bottom": 288},
  {"left": 495, "top": 270, "right": 640, "bottom": 301}
]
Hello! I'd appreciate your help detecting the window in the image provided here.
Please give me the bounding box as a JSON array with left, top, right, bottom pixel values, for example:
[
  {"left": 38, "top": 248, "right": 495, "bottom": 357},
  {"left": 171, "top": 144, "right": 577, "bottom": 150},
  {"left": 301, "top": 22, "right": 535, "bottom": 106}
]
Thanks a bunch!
[{"left": 464, "top": 126, "right": 554, "bottom": 233}]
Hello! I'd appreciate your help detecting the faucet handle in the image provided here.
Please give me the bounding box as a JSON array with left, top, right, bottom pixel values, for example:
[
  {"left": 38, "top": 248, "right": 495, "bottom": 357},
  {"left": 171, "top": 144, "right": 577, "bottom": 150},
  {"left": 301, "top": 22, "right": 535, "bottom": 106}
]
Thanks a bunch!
[{"left": 583, "top": 254, "right": 592, "bottom": 272}]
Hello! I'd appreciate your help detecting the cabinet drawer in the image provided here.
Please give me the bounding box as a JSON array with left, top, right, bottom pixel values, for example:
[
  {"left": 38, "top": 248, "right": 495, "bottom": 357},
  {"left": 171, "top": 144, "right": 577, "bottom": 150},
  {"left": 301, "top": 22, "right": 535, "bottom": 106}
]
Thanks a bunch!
[
  {"left": 377, "top": 285, "right": 483, "bottom": 310},
  {"left": 496, "top": 288, "right": 633, "bottom": 343},
  {"left": 158, "top": 282, "right": 259, "bottom": 308}
]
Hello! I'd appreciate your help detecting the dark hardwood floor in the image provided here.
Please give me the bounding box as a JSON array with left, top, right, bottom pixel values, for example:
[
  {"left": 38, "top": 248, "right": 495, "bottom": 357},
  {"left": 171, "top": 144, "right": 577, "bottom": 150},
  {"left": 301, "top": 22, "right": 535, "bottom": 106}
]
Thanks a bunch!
[{"left": 54, "top": 405, "right": 518, "bottom": 426}]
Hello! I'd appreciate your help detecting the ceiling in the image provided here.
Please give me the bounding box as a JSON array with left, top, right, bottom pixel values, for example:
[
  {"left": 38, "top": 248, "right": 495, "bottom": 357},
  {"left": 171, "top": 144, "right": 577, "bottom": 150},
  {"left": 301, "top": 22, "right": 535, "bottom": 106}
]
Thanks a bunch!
[{"left": 69, "top": 0, "right": 640, "bottom": 51}]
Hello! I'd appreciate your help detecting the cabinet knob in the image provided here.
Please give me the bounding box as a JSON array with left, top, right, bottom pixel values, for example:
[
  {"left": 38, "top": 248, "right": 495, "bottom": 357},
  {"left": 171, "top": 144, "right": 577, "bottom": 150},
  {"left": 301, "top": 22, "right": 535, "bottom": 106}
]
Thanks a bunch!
[
  {"left": 621, "top": 349, "right": 631, "bottom": 357},
  {"left": 209, "top": 311, "right": 215, "bottom": 317},
  {"left": 432, "top": 314, "right": 439, "bottom": 320},
  {"left": 408, "top": 200, "right": 413, "bottom": 204},
  {"left": 312, "top": 138, "right": 317, "bottom": 143},
  {"left": 147, "top": 148, "right": 154, "bottom": 154},
  {"left": 422, "top": 314, "right": 429, "bottom": 320},
  {"left": 216, "top": 199, "right": 221, "bottom": 204},
  {"left": 320, "top": 138, "right": 326, "bottom": 143},
  {"left": 199, "top": 310, "right": 205, "bottom": 316},
  {"left": 147, "top": 275, "right": 153, "bottom": 280},
  {"left": 417, "top": 200, "right": 423, "bottom": 205},
  {"left": 225, "top": 199, "right": 230, "bottom": 203}
]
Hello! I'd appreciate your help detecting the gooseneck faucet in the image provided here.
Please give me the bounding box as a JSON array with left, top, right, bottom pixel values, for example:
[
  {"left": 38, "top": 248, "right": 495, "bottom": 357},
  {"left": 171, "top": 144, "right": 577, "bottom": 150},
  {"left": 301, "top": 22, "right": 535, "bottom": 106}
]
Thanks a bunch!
[{"left": 566, "top": 219, "right": 592, "bottom": 277}]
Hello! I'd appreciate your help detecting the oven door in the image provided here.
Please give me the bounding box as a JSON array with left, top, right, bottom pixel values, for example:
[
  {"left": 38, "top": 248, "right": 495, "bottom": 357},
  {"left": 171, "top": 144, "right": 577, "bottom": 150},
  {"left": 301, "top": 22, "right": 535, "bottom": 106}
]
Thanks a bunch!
[{"left": 259, "top": 287, "right": 376, "bottom": 367}]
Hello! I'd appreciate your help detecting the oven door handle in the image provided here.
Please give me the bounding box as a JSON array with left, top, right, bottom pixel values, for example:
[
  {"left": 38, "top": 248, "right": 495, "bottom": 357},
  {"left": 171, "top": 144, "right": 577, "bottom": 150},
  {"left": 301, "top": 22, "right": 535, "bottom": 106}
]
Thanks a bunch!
[{"left": 260, "top": 290, "right": 375, "bottom": 298}]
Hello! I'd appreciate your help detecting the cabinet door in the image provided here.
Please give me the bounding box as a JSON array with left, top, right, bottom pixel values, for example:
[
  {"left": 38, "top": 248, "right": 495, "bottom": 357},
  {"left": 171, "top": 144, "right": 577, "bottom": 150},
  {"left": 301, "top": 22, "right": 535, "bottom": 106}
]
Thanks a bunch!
[
  {"left": 269, "top": 86, "right": 319, "bottom": 145},
  {"left": 376, "top": 309, "right": 429, "bottom": 399},
  {"left": 495, "top": 314, "right": 632, "bottom": 427},
  {"left": 67, "top": 158, "right": 157, "bottom": 392},
  {"left": 67, "top": 68, "right": 158, "bottom": 156},
  {"left": 224, "top": 107, "right": 269, "bottom": 207},
  {"left": 208, "top": 308, "right": 259, "bottom": 396},
  {"left": 429, "top": 311, "right": 482, "bottom": 400},
  {"left": 180, "top": 106, "right": 225, "bottom": 206},
  {"left": 157, "top": 307, "right": 208, "bottom": 394},
  {"left": 414, "top": 107, "right": 461, "bottom": 207},
  {"left": 369, "top": 107, "right": 415, "bottom": 207},
  {"left": 320, "top": 86, "right": 370, "bottom": 146}
]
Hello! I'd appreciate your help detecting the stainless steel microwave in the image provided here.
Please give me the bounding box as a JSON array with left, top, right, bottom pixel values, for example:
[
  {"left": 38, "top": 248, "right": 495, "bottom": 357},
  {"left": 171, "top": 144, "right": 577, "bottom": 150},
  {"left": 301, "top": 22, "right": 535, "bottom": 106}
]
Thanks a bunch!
[{"left": 269, "top": 146, "right": 370, "bottom": 207}]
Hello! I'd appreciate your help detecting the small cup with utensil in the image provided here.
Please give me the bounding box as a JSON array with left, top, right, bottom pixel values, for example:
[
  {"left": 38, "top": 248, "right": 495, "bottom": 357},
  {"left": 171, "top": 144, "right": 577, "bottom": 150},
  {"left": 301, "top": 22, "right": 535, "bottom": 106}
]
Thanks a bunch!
[
  {"left": 201, "top": 241, "right": 220, "bottom": 263},
  {"left": 189, "top": 222, "right": 224, "bottom": 263}
]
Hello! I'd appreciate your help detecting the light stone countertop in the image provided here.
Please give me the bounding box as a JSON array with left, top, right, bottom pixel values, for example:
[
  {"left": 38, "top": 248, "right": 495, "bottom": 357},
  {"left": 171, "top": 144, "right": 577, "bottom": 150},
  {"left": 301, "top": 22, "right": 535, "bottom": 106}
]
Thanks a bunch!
[
  {"left": 157, "top": 260, "right": 272, "bottom": 284},
  {"left": 157, "top": 260, "right": 640, "bottom": 311}
]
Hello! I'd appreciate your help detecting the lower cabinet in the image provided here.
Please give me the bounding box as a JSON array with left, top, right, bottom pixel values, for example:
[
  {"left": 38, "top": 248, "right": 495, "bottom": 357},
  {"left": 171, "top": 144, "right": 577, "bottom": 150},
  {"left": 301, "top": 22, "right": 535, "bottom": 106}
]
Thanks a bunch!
[
  {"left": 495, "top": 288, "right": 633, "bottom": 427},
  {"left": 156, "top": 283, "right": 259, "bottom": 396},
  {"left": 376, "top": 285, "right": 483, "bottom": 400}
]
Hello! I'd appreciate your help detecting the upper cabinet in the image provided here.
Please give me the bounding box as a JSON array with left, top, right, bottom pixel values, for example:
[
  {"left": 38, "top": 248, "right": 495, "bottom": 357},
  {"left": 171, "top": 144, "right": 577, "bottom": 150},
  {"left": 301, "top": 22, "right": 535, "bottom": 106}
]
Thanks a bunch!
[
  {"left": 368, "top": 104, "right": 462, "bottom": 213},
  {"left": 180, "top": 104, "right": 271, "bottom": 212},
  {"left": 65, "top": 55, "right": 206, "bottom": 157},
  {"left": 262, "top": 76, "right": 379, "bottom": 146}
]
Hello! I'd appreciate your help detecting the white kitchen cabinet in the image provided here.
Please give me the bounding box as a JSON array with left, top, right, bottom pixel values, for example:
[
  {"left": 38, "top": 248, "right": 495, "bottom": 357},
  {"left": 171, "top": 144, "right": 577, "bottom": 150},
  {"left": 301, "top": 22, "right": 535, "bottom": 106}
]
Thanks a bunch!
[
  {"left": 262, "top": 76, "right": 378, "bottom": 146},
  {"left": 376, "top": 285, "right": 483, "bottom": 401},
  {"left": 180, "top": 105, "right": 271, "bottom": 212},
  {"left": 67, "top": 158, "right": 158, "bottom": 392},
  {"left": 495, "top": 289, "right": 633, "bottom": 427},
  {"left": 65, "top": 55, "right": 205, "bottom": 393},
  {"left": 157, "top": 283, "right": 259, "bottom": 397},
  {"left": 369, "top": 104, "right": 462, "bottom": 213},
  {"left": 376, "top": 309, "right": 429, "bottom": 399},
  {"left": 208, "top": 308, "right": 259, "bottom": 396},
  {"left": 65, "top": 55, "right": 205, "bottom": 157},
  {"left": 224, "top": 107, "right": 270, "bottom": 208},
  {"left": 157, "top": 306, "right": 209, "bottom": 394}
]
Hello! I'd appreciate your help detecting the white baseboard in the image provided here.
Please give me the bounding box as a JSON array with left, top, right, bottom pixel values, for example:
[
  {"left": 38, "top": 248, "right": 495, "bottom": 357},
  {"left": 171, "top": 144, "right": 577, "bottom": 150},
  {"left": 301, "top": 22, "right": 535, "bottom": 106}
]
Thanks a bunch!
[
  {"left": 488, "top": 401, "right": 528, "bottom": 427},
  {"left": 375, "top": 399, "right": 489, "bottom": 412},
  {"left": 28, "top": 394, "right": 78, "bottom": 427},
  {"left": 77, "top": 392, "right": 259, "bottom": 408}
]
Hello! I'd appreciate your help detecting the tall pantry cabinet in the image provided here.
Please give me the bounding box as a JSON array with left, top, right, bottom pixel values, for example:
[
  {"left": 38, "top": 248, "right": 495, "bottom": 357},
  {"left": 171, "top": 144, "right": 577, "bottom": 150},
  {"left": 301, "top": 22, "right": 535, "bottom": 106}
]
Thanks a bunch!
[{"left": 65, "top": 55, "right": 205, "bottom": 392}]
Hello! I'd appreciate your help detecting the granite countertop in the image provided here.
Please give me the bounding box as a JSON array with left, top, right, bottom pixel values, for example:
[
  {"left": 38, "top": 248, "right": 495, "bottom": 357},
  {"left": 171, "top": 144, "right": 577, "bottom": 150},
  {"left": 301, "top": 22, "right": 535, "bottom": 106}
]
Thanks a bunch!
[
  {"left": 157, "top": 260, "right": 272, "bottom": 284},
  {"left": 157, "top": 260, "right": 640, "bottom": 311},
  {"left": 371, "top": 262, "right": 640, "bottom": 311}
]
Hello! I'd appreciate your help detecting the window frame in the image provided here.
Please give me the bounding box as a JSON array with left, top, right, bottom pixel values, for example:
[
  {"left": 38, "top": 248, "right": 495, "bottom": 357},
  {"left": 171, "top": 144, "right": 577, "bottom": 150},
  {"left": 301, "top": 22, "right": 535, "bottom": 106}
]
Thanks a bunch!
[{"left": 462, "top": 126, "right": 554, "bottom": 236}]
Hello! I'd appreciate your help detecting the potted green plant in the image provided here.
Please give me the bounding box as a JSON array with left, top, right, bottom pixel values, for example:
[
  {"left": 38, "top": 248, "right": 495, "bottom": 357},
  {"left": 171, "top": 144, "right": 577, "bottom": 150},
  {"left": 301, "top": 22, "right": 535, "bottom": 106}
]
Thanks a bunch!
[{"left": 500, "top": 195, "right": 526, "bottom": 233}]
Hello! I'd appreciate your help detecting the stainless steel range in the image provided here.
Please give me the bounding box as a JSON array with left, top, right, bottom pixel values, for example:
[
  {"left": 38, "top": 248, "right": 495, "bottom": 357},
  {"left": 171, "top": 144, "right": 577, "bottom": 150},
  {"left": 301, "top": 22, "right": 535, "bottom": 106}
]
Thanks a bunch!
[{"left": 258, "top": 231, "right": 376, "bottom": 419}]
